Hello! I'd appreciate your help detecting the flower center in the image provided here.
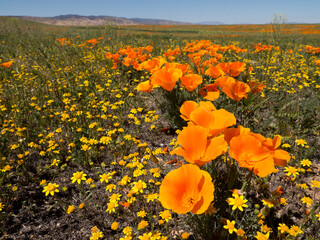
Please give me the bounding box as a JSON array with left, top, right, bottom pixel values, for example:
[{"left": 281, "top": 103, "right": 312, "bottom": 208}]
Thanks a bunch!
[
  {"left": 182, "top": 190, "right": 201, "bottom": 208},
  {"left": 74, "top": 172, "right": 82, "bottom": 179},
  {"left": 234, "top": 197, "right": 244, "bottom": 207}
]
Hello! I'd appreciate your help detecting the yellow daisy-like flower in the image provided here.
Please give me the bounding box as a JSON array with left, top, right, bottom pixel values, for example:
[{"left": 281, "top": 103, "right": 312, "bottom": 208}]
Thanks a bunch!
[
  {"left": 132, "top": 180, "right": 147, "bottom": 193},
  {"left": 138, "top": 232, "right": 152, "bottom": 240},
  {"left": 137, "top": 210, "right": 146, "bottom": 218},
  {"left": 281, "top": 143, "right": 291, "bottom": 148},
  {"left": 223, "top": 219, "right": 237, "bottom": 234},
  {"left": 137, "top": 220, "right": 149, "bottom": 230},
  {"left": 311, "top": 180, "right": 320, "bottom": 188},
  {"left": 280, "top": 198, "right": 287, "bottom": 205},
  {"left": 123, "top": 226, "right": 132, "bottom": 235},
  {"left": 71, "top": 171, "right": 87, "bottom": 184},
  {"left": 295, "top": 139, "right": 307, "bottom": 147},
  {"left": 288, "top": 225, "right": 302, "bottom": 236},
  {"left": 284, "top": 166, "right": 299, "bottom": 178},
  {"left": 90, "top": 227, "right": 103, "bottom": 240},
  {"left": 255, "top": 231, "right": 269, "bottom": 240},
  {"left": 0, "top": 202, "right": 4, "bottom": 211},
  {"left": 66, "top": 205, "right": 75, "bottom": 214},
  {"left": 111, "top": 221, "right": 119, "bottom": 230},
  {"left": 261, "top": 224, "right": 272, "bottom": 233},
  {"left": 301, "top": 196, "right": 313, "bottom": 206},
  {"left": 278, "top": 223, "right": 289, "bottom": 233},
  {"left": 106, "top": 201, "right": 118, "bottom": 214},
  {"left": 106, "top": 184, "right": 116, "bottom": 192},
  {"left": 315, "top": 212, "right": 320, "bottom": 221},
  {"left": 159, "top": 210, "right": 172, "bottom": 222},
  {"left": 300, "top": 159, "right": 312, "bottom": 167},
  {"left": 100, "top": 173, "right": 112, "bottom": 183},
  {"left": 43, "top": 182, "right": 59, "bottom": 196},
  {"left": 145, "top": 193, "right": 158, "bottom": 202},
  {"left": 262, "top": 199, "right": 274, "bottom": 208},
  {"left": 228, "top": 195, "right": 248, "bottom": 211},
  {"left": 297, "top": 183, "right": 308, "bottom": 189}
]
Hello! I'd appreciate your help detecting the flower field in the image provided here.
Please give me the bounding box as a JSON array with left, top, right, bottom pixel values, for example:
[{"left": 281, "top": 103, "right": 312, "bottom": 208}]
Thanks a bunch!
[{"left": 0, "top": 17, "right": 320, "bottom": 239}]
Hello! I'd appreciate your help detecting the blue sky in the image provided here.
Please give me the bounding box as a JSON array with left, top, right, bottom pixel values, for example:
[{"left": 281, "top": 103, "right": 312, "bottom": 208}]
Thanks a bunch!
[{"left": 1, "top": 0, "right": 320, "bottom": 24}]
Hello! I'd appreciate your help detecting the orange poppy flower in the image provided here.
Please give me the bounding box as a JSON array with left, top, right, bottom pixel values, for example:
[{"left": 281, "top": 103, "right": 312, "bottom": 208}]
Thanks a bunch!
[
  {"left": 188, "top": 107, "right": 236, "bottom": 137},
  {"left": 180, "top": 74, "right": 203, "bottom": 92},
  {"left": 216, "top": 76, "right": 251, "bottom": 101},
  {"left": 179, "top": 100, "right": 235, "bottom": 137},
  {"left": 138, "top": 57, "right": 166, "bottom": 73},
  {"left": 170, "top": 125, "right": 228, "bottom": 166},
  {"left": 150, "top": 65, "right": 183, "bottom": 91},
  {"left": 179, "top": 101, "right": 199, "bottom": 121},
  {"left": 205, "top": 65, "right": 225, "bottom": 79},
  {"left": 0, "top": 61, "right": 13, "bottom": 68},
  {"left": 229, "top": 134, "right": 275, "bottom": 177},
  {"left": 248, "top": 80, "right": 266, "bottom": 94},
  {"left": 260, "top": 135, "right": 291, "bottom": 167},
  {"left": 227, "top": 61, "right": 246, "bottom": 77},
  {"left": 225, "top": 81, "right": 250, "bottom": 101},
  {"left": 159, "top": 164, "right": 214, "bottom": 214},
  {"left": 223, "top": 125, "right": 251, "bottom": 145},
  {"left": 199, "top": 83, "right": 220, "bottom": 101},
  {"left": 179, "top": 101, "right": 216, "bottom": 122},
  {"left": 136, "top": 80, "right": 154, "bottom": 93},
  {"left": 164, "top": 62, "right": 189, "bottom": 75}
]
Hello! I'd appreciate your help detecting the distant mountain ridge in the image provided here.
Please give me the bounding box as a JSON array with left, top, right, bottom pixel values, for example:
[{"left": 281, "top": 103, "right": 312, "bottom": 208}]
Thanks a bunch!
[{"left": 13, "top": 14, "right": 193, "bottom": 26}]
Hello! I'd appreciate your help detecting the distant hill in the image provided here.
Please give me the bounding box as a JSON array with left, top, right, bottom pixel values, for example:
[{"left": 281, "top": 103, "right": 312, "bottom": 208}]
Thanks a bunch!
[
  {"left": 197, "top": 21, "right": 224, "bottom": 25},
  {"left": 129, "top": 18, "right": 191, "bottom": 25},
  {"left": 12, "top": 15, "right": 192, "bottom": 26}
]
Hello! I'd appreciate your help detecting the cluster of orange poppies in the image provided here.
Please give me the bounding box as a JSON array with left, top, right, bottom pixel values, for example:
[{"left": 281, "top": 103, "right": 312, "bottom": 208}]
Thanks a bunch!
[
  {"left": 56, "top": 37, "right": 71, "bottom": 46},
  {"left": 105, "top": 40, "right": 266, "bottom": 102},
  {"left": 136, "top": 59, "right": 265, "bottom": 102},
  {"left": 252, "top": 43, "right": 280, "bottom": 52},
  {"left": 158, "top": 100, "right": 291, "bottom": 214},
  {"left": 106, "top": 45, "right": 153, "bottom": 69},
  {"left": 305, "top": 45, "right": 320, "bottom": 54}
]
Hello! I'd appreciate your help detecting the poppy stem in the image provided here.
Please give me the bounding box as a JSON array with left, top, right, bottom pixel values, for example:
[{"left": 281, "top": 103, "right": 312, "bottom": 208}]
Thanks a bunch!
[{"left": 240, "top": 181, "right": 247, "bottom": 193}]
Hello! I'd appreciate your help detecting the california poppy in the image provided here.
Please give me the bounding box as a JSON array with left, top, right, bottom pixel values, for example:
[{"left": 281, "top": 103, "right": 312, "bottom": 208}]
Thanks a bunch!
[
  {"left": 179, "top": 100, "right": 235, "bottom": 137},
  {"left": 180, "top": 101, "right": 199, "bottom": 121},
  {"left": 261, "top": 135, "right": 291, "bottom": 167},
  {"left": 136, "top": 80, "right": 154, "bottom": 93},
  {"left": 199, "top": 83, "right": 220, "bottom": 101},
  {"left": 229, "top": 134, "right": 275, "bottom": 177},
  {"left": 170, "top": 125, "right": 228, "bottom": 166},
  {"left": 180, "top": 74, "right": 203, "bottom": 92},
  {"left": 215, "top": 76, "right": 251, "bottom": 101},
  {"left": 226, "top": 61, "right": 246, "bottom": 77},
  {"left": 0, "top": 61, "right": 13, "bottom": 69},
  {"left": 159, "top": 164, "right": 214, "bottom": 214},
  {"left": 205, "top": 65, "right": 225, "bottom": 79},
  {"left": 150, "top": 65, "right": 183, "bottom": 91},
  {"left": 188, "top": 106, "right": 236, "bottom": 137},
  {"left": 223, "top": 125, "right": 251, "bottom": 145},
  {"left": 138, "top": 57, "right": 166, "bottom": 73},
  {"left": 248, "top": 80, "right": 266, "bottom": 94}
]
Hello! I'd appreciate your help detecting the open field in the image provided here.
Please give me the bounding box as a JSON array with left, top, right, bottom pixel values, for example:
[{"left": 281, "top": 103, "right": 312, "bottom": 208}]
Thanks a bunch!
[{"left": 0, "top": 17, "right": 319, "bottom": 239}]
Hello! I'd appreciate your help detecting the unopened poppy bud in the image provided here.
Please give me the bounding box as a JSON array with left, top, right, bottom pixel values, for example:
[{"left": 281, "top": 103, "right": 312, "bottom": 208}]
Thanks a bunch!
[{"left": 261, "top": 206, "right": 270, "bottom": 216}]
